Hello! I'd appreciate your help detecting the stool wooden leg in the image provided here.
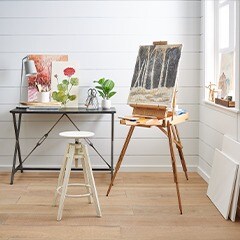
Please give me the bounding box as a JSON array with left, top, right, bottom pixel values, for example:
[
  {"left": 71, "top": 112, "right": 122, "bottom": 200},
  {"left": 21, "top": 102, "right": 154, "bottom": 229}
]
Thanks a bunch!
[
  {"left": 82, "top": 144, "right": 102, "bottom": 217},
  {"left": 81, "top": 156, "right": 93, "bottom": 204},
  {"left": 52, "top": 144, "right": 70, "bottom": 207},
  {"left": 57, "top": 144, "right": 75, "bottom": 221},
  {"left": 167, "top": 122, "right": 183, "bottom": 215}
]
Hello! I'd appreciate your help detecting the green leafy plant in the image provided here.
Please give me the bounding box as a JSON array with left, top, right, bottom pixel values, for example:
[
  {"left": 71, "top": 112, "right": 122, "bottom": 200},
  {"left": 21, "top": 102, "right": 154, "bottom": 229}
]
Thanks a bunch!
[
  {"left": 94, "top": 78, "right": 116, "bottom": 99},
  {"left": 52, "top": 67, "right": 79, "bottom": 105}
]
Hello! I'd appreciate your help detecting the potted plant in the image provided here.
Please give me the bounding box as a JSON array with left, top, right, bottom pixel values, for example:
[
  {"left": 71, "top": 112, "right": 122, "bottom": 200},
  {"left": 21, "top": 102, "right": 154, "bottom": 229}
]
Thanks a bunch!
[{"left": 94, "top": 78, "right": 116, "bottom": 109}]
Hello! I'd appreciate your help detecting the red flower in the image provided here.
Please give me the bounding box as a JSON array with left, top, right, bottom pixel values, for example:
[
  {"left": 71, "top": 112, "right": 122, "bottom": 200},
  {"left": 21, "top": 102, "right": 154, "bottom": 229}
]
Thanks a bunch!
[{"left": 64, "top": 67, "right": 75, "bottom": 77}]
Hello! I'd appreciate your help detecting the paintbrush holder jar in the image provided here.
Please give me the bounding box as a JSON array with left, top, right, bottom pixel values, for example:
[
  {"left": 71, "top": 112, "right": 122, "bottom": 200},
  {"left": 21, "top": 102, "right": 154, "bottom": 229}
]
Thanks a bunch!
[{"left": 37, "top": 92, "right": 50, "bottom": 103}]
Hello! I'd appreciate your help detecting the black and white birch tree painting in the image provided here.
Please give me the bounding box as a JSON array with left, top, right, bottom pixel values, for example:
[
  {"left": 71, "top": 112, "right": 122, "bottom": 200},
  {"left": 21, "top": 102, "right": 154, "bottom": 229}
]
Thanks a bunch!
[{"left": 128, "top": 44, "right": 182, "bottom": 107}]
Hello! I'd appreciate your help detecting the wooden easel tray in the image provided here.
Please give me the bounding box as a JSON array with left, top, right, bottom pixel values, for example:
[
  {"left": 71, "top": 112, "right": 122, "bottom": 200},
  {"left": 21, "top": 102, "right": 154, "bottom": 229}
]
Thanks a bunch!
[{"left": 120, "top": 113, "right": 189, "bottom": 127}]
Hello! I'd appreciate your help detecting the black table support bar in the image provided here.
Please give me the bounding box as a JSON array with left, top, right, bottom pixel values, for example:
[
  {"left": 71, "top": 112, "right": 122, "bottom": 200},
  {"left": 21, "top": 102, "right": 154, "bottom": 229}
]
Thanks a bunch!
[
  {"left": 21, "top": 114, "right": 65, "bottom": 165},
  {"left": 64, "top": 114, "right": 111, "bottom": 168},
  {"left": 9, "top": 107, "right": 116, "bottom": 184}
]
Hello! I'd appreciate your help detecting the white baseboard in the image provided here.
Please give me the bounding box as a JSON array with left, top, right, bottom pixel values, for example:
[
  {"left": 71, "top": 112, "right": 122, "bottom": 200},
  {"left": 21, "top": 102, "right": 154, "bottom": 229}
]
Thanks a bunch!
[
  {"left": 0, "top": 164, "right": 198, "bottom": 172},
  {"left": 197, "top": 166, "right": 210, "bottom": 183}
]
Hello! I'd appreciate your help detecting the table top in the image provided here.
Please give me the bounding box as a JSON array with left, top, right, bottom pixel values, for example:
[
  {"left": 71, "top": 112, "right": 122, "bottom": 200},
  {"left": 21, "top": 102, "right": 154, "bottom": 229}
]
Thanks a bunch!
[{"left": 10, "top": 107, "right": 116, "bottom": 114}]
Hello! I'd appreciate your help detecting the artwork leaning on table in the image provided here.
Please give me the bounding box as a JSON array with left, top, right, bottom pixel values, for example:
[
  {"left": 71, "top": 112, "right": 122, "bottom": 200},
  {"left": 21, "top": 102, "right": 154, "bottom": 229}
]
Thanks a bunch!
[
  {"left": 27, "top": 55, "right": 68, "bottom": 101},
  {"left": 128, "top": 44, "right": 182, "bottom": 108}
]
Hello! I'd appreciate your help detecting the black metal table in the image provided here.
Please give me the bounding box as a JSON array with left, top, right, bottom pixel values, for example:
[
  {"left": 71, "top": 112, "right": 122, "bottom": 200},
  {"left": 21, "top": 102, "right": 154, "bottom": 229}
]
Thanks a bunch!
[{"left": 9, "top": 107, "right": 116, "bottom": 184}]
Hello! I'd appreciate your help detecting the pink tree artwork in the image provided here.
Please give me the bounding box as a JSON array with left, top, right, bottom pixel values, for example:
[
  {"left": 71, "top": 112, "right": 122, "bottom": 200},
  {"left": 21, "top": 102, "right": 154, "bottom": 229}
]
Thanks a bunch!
[{"left": 27, "top": 55, "right": 68, "bottom": 101}]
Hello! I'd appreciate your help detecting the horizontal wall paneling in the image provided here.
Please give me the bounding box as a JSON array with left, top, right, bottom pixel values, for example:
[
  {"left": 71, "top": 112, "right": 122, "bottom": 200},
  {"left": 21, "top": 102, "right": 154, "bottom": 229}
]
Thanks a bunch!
[{"left": 0, "top": 0, "right": 200, "bottom": 170}]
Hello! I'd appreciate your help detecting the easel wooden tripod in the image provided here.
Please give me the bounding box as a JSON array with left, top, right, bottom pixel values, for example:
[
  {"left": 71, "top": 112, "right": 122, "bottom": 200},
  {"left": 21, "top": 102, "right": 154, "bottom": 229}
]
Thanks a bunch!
[{"left": 106, "top": 104, "right": 189, "bottom": 214}]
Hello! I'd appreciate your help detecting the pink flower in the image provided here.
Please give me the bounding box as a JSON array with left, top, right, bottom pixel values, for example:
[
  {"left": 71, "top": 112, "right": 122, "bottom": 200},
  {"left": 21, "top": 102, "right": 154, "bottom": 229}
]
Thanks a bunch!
[{"left": 64, "top": 67, "right": 75, "bottom": 77}]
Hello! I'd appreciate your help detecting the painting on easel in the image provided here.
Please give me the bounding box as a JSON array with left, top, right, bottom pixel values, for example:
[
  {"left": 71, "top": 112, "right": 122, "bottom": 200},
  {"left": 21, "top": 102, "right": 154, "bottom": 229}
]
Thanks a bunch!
[{"left": 128, "top": 44, "right": 182, "bottom": 108}]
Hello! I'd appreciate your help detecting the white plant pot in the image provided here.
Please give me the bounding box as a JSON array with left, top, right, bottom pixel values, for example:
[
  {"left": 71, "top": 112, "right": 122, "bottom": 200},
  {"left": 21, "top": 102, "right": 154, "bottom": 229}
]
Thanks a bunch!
[
  {"left": 102, "top": 99, "right": 111, "bottom": 109},
  {"left": 37, "top": 92, "right": 50, "bottom": 103}
]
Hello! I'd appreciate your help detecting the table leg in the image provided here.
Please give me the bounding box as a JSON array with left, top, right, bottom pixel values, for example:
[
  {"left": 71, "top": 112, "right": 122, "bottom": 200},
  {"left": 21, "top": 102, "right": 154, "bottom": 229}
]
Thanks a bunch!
[
  {"left": 16, "top": 114, "right": 23, "bottom": 173},
  {"left": 111, "top": 113, "right": 114, "bottom": 179},
  {"left": 10, "top": 113, "right": 23, "bottom": 184}
]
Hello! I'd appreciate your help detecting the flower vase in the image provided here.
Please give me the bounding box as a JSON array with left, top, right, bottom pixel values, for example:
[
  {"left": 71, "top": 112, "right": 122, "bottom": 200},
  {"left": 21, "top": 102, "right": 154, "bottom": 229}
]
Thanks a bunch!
[{"left": 61, "top": 102, "right": 67, "bottom": 108}]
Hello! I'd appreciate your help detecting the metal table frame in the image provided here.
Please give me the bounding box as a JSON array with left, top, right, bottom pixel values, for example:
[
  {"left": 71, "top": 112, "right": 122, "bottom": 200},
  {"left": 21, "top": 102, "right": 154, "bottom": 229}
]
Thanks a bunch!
[{"left": 9, "top": 107, "right": 116, "bottom": 184}]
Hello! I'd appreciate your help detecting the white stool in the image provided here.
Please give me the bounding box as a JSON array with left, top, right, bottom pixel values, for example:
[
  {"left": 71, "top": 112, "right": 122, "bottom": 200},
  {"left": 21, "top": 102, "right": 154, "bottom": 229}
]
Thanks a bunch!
[{"left": 53, "top": 131, "right": 102, "bottom": 221}]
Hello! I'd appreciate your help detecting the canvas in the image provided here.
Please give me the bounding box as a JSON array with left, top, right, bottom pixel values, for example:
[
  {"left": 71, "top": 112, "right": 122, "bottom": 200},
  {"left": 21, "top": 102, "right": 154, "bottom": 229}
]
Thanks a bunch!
[
  {"left": 27, "top": 55, "right": 68, "bottom": 101},
  {"left": 128, "top": 44, "right": 182, "bottom": 107},
  {"left": 221, "top": 135, "right": 240, "bottom": 221},
  {"left": 51, "top": 61, "right": 80, "bottom": 108},
  {"left": 207, "top": 149, "right": 238, "bottom": 220}
]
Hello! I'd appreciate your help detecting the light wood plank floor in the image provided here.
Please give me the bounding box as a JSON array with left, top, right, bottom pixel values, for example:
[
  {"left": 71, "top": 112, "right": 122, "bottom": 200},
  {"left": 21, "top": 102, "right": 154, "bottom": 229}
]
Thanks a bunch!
[{"left": 0, "top": 172, "right": 239, "bottom": 240}]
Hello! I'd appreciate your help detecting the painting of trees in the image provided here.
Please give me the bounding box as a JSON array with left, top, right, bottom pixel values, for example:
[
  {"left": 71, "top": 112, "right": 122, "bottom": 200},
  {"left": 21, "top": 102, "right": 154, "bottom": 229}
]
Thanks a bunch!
[{"left": 128, "top": 44, "right": 182, "bottom": 107}]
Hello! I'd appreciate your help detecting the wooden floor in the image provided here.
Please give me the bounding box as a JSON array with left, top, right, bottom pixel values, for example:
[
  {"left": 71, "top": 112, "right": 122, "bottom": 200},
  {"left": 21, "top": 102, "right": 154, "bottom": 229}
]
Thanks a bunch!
[{"left": 0, "top": 172, "right": 239, "bottom": 240}]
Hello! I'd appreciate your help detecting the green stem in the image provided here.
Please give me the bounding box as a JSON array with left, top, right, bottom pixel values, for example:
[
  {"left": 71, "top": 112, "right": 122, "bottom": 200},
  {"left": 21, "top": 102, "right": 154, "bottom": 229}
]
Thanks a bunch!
[
  {"left": 68, "top": 84, "right": 73, "bottom": 95},
  {"left": 67, "top": 76, "right": 70, "bottom": 93}
]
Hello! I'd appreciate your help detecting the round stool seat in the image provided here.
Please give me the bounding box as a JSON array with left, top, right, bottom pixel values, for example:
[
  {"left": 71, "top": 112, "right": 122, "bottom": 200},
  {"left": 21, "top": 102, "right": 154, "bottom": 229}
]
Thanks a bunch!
[{"left": 59, "top": 131, "right": 94, "bottom": 139}]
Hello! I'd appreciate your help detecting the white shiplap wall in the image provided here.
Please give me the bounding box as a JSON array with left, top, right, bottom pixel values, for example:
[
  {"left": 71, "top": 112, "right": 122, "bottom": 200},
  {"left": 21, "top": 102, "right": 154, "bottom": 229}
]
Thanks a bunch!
[
  {"left": 198, "top": 1, "right": 240, "bottom": 181},
  {"left": 0, "top": 0, "right": 201, "bottom": 171}
]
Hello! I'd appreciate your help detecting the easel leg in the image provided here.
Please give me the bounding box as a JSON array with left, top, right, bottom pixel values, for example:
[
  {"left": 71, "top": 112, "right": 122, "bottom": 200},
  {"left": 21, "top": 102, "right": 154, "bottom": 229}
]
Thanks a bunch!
[
  {"left": 167, "top": 122, "right": 183, "bottom": 214},
  {"left": 106, "top": 126, "right": 135, "bottom": 196},
  {"left": 171, "top": 125, "right": 188, "bottom": 180}
]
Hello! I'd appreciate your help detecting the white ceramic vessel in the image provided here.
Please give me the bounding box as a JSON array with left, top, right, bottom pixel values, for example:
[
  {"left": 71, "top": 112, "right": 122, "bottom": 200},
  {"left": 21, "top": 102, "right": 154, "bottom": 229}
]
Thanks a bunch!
[
  {"left": 101, "top": 99, "right": 111, "bottom": 109},
  {"left": 37, "top": 92, "right": 50, "bottom": 103}
]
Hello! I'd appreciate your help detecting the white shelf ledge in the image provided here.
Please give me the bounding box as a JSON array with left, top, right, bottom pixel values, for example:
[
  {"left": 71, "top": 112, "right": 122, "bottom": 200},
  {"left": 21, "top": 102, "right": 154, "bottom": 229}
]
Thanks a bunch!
[{"left": 204, "top": 100, "right": 239, "bottom": 114}]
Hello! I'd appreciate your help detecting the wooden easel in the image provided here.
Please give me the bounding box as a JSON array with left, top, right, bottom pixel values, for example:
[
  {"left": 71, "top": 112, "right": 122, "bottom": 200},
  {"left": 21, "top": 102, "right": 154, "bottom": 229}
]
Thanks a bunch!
[{"left": 106, "top": 41, "right": 188, "bottom": 214}]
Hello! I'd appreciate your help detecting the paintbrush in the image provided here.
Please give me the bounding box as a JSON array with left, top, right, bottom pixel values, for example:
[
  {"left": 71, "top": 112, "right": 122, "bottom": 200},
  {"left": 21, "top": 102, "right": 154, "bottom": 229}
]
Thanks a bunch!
[{"left": 35, "top": 83, "right": 42, "bottom": 92}]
